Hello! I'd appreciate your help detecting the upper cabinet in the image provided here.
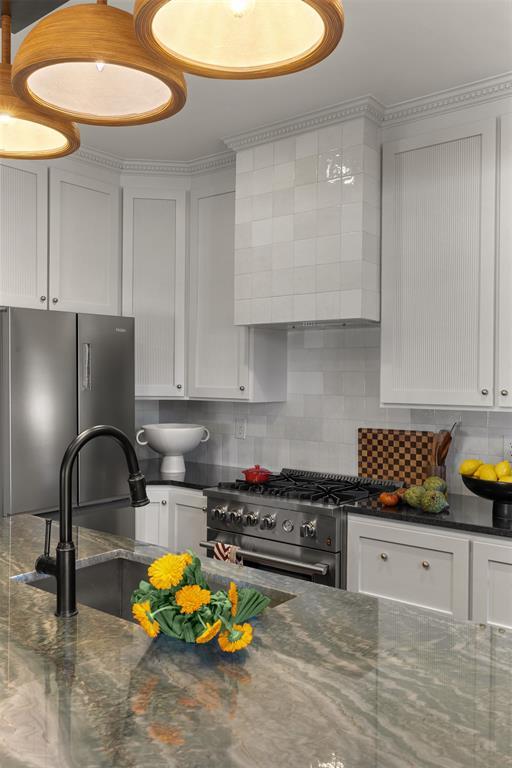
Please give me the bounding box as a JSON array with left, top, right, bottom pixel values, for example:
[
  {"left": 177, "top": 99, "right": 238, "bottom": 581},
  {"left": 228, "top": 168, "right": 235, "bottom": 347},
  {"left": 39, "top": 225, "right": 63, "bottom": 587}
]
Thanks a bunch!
[
  {"left": 381, "top": 119, "right": 497, "bottom": 408},
  {"left": 0, "top": 160, "right": 48, "bottom": 310},
  {"left": 49, "top": 169, "right": 121, "bottom": 315},
  {"left": 122, "top": 187, "right": 186, "bottom": 399},
  {"left": 497, "top": 113, "right": 512, "bottom": 409},
  {"left": 188, "top": 178, "right": 287, "bottom": 401}
]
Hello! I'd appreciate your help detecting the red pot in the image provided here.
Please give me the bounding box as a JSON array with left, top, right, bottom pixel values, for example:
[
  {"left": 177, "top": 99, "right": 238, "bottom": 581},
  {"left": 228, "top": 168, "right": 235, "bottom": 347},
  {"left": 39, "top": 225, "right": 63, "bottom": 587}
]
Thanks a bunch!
[{"left": 242, "top": 464, "right": 272, "bottom": 484}]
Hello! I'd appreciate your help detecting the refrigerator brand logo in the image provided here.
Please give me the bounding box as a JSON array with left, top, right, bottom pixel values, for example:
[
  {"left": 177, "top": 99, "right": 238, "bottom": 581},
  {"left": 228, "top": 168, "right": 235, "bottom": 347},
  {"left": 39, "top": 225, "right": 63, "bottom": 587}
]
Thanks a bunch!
[{"left": 115, "top": 327, "right": 127, "bottom": 333}]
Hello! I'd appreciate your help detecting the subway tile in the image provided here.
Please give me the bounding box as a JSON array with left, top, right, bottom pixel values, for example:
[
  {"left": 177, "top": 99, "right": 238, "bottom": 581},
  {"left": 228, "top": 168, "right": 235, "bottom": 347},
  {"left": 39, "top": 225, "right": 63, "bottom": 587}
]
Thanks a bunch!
[
  {"left": 294, "top": 238, "right": 316, "bottom": 267},
  {"left": 317, "top": 179, "right": 342, "bottom": 208},
  {"left": 295, "top": 156, "right": 318, "bottom": 186},
  {"left": 252, "top": 244, "right": 273, "bottom": 272},
  {"left": 303, "top": 329, "right": 324, "bottom": 348},
  {"left": 271, "top": 296, "right": 294, "bottom": 322},
  {"left": 288, "top": 371, "right": 324, "bottom": 395},
  {"left": 252, "top": 192, "right": 273, "bottom": 221},
  {"left": 274, "top": 137, "right": 296, "bottom": 165},
  {"left": 294, "top": 183, "right": 317, "bottom": 213},
  {"left": 316, "top": 234, "right": 341, "bottom": 264},
  {"left": 252, "top": 270, "right": 273, "bottom": 298},
  {"left": 272, "top": 214, "right": 294, "bottom": 243},
  {"left": 272, "top": 268, "right": 294, "bottom": 296},
  {"left": 253, "top": 166, "right": 273, "bottom": 195},
  {"left": 339, "top": 290, "right": 363, "bottom": 317},
  {"left": 251, "top": 298, "right": 272, "bottom": 324},
  {"left": 293, "top": 266, "right": 316, "bottom": 294},
  {"left": 317, "top": 206, "right": 341, "bottom": 236},
  {"left": 293, "top": 293, "right": 316, "bottom": 321},
  {"left": 273, "top": 188, "right": 294, "bottom": 217},
  {"left": 252, "top": 218, "right": 273, "bottom": 247},
  {"left": 341, "top": 173, "right": 364, "bottom": 204},
  {"left": 294, "top": 210, "right": 317, "bottom": 240},
  {"left": 273, "top": 162, "right": 295, "bottom": 190},
  {"left": 272, "top": 241, "right": 294, "bottom": 271},
  {"left": 316, "top": 263, "right": 341, "bottom": 292},
  {"left": 316, "top": 292, "right": 341, "bottom": 321}
]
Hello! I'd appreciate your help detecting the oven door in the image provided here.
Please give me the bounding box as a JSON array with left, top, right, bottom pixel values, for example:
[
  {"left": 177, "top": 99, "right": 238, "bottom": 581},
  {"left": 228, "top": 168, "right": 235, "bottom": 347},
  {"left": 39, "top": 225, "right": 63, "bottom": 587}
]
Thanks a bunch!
[{"left": 203, "top": 530, "right": 340, "bottom": 588}]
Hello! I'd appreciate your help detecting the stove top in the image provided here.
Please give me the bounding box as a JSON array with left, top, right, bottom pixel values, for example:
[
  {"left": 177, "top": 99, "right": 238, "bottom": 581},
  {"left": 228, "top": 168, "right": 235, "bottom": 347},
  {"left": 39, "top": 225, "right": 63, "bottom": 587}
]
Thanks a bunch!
[{"left": 218, "top": 469, "right": 396, "bottom": 507}]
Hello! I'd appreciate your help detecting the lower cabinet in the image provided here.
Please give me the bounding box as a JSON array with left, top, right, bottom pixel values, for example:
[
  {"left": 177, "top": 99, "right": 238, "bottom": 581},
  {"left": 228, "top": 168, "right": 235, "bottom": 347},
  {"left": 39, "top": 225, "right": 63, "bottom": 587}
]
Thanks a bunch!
[
  {"left": 472, "top": 540, "right": 512, "bottom": 629},
  {"left": 135, "top": 485, "right": 207, "bottom": 554},
  {"left": 347, "top": 517, "right": 470, "bottom": 620}
]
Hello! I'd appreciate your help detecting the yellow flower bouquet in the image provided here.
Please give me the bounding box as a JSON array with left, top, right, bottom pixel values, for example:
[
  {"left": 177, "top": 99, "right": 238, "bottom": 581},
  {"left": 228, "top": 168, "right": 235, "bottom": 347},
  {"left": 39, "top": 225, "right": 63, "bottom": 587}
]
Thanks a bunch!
[{"left": 131, "top": 551, "right": 270, "bottom": 653}]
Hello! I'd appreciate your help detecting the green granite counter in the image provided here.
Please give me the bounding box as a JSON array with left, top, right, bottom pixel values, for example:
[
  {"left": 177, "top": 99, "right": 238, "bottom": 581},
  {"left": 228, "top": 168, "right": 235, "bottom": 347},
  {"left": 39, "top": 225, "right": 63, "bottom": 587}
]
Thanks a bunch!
[{"left": 1, "top": 514, "right": 512, "bottom": 768}]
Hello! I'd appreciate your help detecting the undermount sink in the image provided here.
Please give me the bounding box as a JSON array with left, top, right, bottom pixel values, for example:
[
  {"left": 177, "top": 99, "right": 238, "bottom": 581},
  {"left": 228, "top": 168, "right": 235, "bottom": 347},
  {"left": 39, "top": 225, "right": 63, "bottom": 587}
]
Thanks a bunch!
[{"left": 18, "top": 553, "right": 295, "bottom": 622}]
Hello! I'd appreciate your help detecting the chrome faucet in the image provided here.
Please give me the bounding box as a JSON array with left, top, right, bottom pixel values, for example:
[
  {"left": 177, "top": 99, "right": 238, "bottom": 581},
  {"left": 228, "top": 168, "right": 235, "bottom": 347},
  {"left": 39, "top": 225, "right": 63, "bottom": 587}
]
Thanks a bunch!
[{"left": 36, "top": 425, "right": 149, "bottom": 617}]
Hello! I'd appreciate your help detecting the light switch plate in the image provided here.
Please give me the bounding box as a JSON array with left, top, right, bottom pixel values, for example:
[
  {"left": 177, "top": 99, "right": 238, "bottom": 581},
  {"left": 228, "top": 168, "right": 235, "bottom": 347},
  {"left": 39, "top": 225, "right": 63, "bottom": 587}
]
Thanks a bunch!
[
  {"left": 503, "top": 436, "right": 512, "bottom": 463},
  {"left": 235, "top": 418, "right": 247, "bottom": 440}
]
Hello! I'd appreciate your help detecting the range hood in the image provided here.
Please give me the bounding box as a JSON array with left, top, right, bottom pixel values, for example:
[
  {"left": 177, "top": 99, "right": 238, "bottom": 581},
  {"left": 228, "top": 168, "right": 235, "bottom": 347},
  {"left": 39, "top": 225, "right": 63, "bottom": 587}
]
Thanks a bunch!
[{"left": 231, "top": 115, "right": 381, "bottom": 327}]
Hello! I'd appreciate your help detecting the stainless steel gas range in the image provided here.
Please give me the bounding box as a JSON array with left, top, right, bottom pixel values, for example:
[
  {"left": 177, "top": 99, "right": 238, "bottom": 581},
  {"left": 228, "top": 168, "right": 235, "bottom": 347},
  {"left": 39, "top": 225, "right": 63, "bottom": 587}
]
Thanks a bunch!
[{"left": 203, "top": 469, "right": 396, "bottom": 588}]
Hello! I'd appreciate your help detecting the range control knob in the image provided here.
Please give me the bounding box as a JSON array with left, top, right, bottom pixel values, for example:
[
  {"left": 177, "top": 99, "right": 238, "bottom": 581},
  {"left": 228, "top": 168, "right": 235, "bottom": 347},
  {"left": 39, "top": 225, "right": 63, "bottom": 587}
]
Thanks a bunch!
[
  {"left": 261, "top": 514, "right": 276, "bottom": 530},
  {"left": 229, "top": 508, "right": 244, "bottom": 524},
  {"left": 212, "top": 506, "right": 227, "bottom": 521},
  {"left": 244, "top": 512, "right": 259, "bottom": 527},
  {"left": 300, "top": 521, "right": 317, "bottom": 539}
]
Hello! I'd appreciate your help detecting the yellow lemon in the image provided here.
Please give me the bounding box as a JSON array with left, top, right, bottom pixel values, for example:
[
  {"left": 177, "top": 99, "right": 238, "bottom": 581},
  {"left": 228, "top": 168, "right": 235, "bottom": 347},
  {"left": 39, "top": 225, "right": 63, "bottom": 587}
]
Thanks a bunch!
[
  {"left": 495, "top": 460, "right": 511, "bottom": 478},
  {"left": 459, "top": 459, "right": 483, "bottom": 476},
  {"left": 479, "top": 465, "right": 498, "bottom": 482},
  {"left": 473, "top": 463, "right": 489, "bottom": 478},
  {"left": 499, "top": 475, "right": 512, "bottom": 483}
]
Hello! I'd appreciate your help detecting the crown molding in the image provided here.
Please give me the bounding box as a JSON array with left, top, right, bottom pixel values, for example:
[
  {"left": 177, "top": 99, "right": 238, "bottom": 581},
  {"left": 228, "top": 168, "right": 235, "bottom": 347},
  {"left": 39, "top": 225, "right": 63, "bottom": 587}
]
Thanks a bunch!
[
  {"left": 75, "top": 146, "right": 235, "bottom": 176},
  {"left": 224, "top": 95, "right": 385, "bottom": 152},
  {"left": 383, "top": 72, "right": 512, "bottom": 125}
]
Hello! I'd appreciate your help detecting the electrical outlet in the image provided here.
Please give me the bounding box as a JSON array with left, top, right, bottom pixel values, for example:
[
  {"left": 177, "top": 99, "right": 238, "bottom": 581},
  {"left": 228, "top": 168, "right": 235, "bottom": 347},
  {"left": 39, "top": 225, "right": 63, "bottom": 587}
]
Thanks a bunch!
[
  {"left": 503, "top": 436, "right": 512, "bottom": 462},
  {"left": 235, "top": 418, "right": 247, "bottom": 440}
]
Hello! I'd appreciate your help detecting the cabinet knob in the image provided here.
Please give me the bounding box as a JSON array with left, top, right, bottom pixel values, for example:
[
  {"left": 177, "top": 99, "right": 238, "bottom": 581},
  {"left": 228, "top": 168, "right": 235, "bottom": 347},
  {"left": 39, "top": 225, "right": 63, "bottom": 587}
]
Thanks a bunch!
[
  {"left": 176, "top": 384, "right": 182, "bottom": 390},
  {"left": 52, "top": 298, "right": 59, "bottom": 304},
  {"left": 161, "top": 499, "right": 167, "bottom": 506},
  {"left": 202, "top": 507, "right": 207, "bottom": 513},
  {"left": 239, "top": 385, "right": 245, "bottom": 392},
  {"left": 40, "top": 295, "right": 47, "bottom": 303},
  {"left": 502, "top": 389, "right": 509, "bottom": 397},
  {"left": 380, "top": 552, "right": 388, "bottom": 561},
  {"left": 481, "top": 389, "right": 489, "bottom": 396},
  {"left": 421, "top": 560, "right": 430, "bottom": 570}
]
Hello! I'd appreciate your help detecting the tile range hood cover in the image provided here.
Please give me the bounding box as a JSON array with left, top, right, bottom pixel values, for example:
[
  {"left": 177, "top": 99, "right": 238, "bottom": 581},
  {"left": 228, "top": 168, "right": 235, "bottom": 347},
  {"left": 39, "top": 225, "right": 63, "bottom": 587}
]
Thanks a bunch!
[{"left": 232, "top": 115, "right": 381, "bottom": 328}]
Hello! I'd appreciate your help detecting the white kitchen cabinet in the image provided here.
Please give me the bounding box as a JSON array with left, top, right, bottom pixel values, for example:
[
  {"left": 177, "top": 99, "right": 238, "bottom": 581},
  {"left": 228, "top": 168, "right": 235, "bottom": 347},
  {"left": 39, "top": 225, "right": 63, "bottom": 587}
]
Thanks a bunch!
[
  {"left": 347, "top": 516, "right": 470, "bottom": 620},
  {"left": 49, "top": 168, "right": 121, "bottom": 315},
  {"left": 123, "top": 187, "right": 186, "bottom": 399},
  {"left": 381, "top": 119, "right": 497, "bottom": 408},
  {"left": 0, "top": 160, "right": 48, "bottom": 309},
  {"left": 188, "top": 183, "right": 287, "bottom": 401},
  {"left": 136, "top": 485, "right": 207, "bottom": 554},
  {"left": 497, "top": 113, "right": 512, "bottom": 408},
  {"left": 472, "top": 539, "right": 512, "bottom": 629}
]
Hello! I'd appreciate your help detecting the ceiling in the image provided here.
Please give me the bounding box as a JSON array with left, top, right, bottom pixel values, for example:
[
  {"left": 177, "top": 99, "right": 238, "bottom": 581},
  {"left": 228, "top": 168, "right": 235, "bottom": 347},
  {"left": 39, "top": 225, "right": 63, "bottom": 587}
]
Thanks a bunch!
[{"left": 11, "top": 0, "right": 512, "bottom": 161}]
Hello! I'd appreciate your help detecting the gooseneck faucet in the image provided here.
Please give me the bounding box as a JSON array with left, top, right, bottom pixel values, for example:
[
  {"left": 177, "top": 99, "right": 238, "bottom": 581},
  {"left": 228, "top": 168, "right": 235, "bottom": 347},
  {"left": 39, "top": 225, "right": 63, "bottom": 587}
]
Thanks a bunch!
[{"left": 36, "top": 425, "right": 150, "bottom": 618}]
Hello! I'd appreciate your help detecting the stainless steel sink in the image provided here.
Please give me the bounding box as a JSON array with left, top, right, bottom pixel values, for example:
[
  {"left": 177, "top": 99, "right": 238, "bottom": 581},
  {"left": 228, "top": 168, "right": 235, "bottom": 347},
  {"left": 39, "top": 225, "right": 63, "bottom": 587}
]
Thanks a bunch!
[{"left": 22, "top": 553, "right": 295, "bottom": 622}]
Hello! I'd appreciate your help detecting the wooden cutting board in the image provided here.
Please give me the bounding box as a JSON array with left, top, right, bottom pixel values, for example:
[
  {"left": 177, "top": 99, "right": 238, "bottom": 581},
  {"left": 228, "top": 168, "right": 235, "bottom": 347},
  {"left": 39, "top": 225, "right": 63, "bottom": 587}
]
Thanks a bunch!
[{"left": 358, "top": 428, "right": 438, "bottom": 486}]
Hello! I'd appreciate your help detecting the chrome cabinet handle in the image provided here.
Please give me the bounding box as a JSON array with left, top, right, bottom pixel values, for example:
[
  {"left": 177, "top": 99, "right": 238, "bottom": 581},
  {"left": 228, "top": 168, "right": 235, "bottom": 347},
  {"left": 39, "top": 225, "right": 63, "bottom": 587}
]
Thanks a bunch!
[
  {"left": 52, "top": 298, "right": 59, "bottom": 304},
  {"left": 199, "top": 541, "right": 328, "bottom": 576},
  {"left": 40, "top": 295, "right": 47, "bottom": 302},
  {"left": 481, "top": 389, "right": 489, "bottom": 396},
  {"left": 380, "top": 552, "right": 388, "bottom": 561},
  {"left": 202, "top": 507, "right": 207, "bottom": 513},
  {"left": 81, "top": 343, "right": 92, "bottom": 391},
  {"left": 422, "top": 560, "right": 430, "bottom": 570},
  {"left": 177, "top": 384, "right": 182, "bottom": 390},
  {"left": 240, "top": 385, "right": 245, "bottom": 392},
  {"left": 501, "top": 389, "right": 509, "bottom": 397},
  {"left": 161, "top": 499, "right": 167, "bottom": 506}
]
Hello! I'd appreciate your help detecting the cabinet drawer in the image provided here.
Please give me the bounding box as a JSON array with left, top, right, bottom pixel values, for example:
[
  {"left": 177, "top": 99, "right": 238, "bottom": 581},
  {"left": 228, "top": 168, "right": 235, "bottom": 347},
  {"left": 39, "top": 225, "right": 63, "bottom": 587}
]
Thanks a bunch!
[{"left": 348, "top": 517, "right": 470, "bottom": 619}]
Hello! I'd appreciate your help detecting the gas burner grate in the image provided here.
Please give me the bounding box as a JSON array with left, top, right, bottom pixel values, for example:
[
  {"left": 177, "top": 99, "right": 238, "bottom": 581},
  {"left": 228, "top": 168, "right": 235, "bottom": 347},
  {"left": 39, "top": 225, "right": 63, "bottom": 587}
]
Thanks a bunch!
[{"left": 218, "top": 470, "right": 397, "bottom": 505}]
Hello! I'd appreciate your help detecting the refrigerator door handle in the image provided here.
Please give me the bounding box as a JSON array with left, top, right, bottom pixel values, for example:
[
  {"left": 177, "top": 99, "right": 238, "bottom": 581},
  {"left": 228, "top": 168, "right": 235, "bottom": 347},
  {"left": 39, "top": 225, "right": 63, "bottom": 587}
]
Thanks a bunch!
[{"left": 81, "top": 343, "right": 92, "bottom": 391}]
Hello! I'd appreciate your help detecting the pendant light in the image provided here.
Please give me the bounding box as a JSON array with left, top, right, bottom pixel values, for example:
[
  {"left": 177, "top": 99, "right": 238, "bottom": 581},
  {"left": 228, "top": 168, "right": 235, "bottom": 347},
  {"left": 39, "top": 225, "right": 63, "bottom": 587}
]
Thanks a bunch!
[
  {"left": 0, "top": 8, "right": 78, "bottom": 159},
  {"left": 12, "top": 0, "right": 187, "bottom": 127},
  {"left": 134, "top": 0, "right": 344, "bottom": 80}
]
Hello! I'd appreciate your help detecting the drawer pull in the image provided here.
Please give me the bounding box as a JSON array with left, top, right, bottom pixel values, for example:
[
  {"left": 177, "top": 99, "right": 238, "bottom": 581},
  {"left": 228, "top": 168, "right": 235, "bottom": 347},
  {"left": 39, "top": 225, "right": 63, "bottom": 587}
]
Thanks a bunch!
[
  {"left": 380, "top": 552, "right": 388, "bottom": 561},
  {"left": 421, "top": 560, "right": 430, "bottom": 570}
]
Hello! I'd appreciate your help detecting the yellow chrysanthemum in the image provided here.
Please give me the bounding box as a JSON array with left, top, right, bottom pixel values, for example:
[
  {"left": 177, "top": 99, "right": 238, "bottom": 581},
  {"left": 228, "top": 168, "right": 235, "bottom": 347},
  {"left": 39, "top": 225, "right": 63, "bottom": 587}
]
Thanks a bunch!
[
  {"left": 228, "top": 581, "right": 238, "bottom": 618},
  {"left": 148, "top": 552, "right": 193, "bottom": 590},
  {"left": 175, "top": 584, "right": 211, "bottom": 614},
  {"left": 218, "top": 623, "right": 253, "bottom": 653},
  {"left": 196, "top": 619, "right": 222, "bottom": 644},
  {"left": 132, "top": 600, "right": 160, "bottom": 638}
]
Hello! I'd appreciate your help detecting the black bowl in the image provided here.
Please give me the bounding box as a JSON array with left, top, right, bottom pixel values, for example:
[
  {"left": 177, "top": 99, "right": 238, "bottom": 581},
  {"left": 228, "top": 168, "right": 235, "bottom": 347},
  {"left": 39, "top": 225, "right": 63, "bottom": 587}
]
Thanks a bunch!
[{"left": 462, "top": 474, "right": 512, "bottom": 518}]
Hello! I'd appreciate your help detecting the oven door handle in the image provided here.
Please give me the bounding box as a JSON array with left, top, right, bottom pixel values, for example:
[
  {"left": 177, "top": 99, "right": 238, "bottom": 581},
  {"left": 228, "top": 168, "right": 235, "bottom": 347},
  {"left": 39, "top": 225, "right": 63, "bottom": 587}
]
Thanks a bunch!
[{"left": 199, "top": 541, "right": 328, "bottom": 576}]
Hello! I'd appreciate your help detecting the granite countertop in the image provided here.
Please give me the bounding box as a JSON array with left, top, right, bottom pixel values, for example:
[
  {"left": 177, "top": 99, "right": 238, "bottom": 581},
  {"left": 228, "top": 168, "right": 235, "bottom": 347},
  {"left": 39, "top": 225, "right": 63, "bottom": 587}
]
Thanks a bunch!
[
  {"left": 139, "top": 459, "right": 244, "bottom": 490},
  {"left": 346, "top": 492, "right": 512, "bottom": 538},
  {"left": 2, "top": 514, "right": 512, "bottom": 767}
]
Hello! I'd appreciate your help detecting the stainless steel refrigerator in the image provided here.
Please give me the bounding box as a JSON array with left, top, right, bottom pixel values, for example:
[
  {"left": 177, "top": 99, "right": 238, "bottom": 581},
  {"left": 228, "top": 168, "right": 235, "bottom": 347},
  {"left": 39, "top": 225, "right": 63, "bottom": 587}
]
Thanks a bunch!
[{"left": 0, "top": 307, "right": 135, "bottom": 516}]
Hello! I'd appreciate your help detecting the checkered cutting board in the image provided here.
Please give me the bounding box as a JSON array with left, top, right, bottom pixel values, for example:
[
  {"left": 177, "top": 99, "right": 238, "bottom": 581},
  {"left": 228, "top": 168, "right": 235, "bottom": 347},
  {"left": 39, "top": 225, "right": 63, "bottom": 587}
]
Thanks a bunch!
[{"left": 358, "top": 428, "right": 437, "bottom": 486}]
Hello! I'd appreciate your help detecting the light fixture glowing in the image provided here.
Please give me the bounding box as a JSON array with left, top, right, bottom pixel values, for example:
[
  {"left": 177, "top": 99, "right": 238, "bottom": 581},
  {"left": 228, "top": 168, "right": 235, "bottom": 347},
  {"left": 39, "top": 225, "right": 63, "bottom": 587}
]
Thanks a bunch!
[
  {"left": 0, "top": 8, "right": 79, "bottom": 159},
  {"left": 12, "top": 0, "right": 187, "bottom": 127},
  {"left": 134, "top": 0, "right": 344, "bottom": 80}
]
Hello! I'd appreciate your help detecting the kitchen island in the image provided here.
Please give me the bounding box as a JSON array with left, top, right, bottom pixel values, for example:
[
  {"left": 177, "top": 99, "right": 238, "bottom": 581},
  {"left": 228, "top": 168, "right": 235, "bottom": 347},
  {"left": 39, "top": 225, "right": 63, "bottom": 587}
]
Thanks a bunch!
[{"left": 2, "top": 514, "right": 512, "bottom": 768}]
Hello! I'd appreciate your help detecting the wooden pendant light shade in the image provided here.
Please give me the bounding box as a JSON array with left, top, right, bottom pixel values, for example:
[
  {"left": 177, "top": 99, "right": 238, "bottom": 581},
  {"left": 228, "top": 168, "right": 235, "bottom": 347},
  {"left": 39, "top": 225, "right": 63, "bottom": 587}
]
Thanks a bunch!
[
  {"left": 0, "top": 11, "right": 79, "bottom": 159},
  {"left": 134, "top": 0, "right": 344, "bottom": 80},
  {"left": 12, "top": 1, "right": 187, "bottom": 126}
]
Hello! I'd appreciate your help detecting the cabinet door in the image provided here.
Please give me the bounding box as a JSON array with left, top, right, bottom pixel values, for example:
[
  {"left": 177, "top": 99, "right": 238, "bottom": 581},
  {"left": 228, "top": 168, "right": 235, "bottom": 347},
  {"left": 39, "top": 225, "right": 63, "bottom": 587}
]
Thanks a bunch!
[
  {"left": 497, "top": 114, "right": 512, "bottom": 407},
  {"left": 0, "top": 160, "right": 48, "bottom": 309},
  {"left": 381, "top": 120, "right": 496, "bottom": 407},
  {"left": 170, "top": 489, "right": 207, "bottom": 555},
  {"left": 49, "top": 169, "right": 121, "bottom": 315},
  {"left": 472, "top": 540, "right": 512, "bottom": 629},
  {"left": 123, "top": 188, "right": 186, "bottom": 399},
  {"left": 347, "top": 517, "right": 469, "bottom": 620},
  {"left": 135, "top": 488, "right": 170, "bottom": 546},
  {"left": 188, "top": 188, "right": 249, "bottom": 399}
]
